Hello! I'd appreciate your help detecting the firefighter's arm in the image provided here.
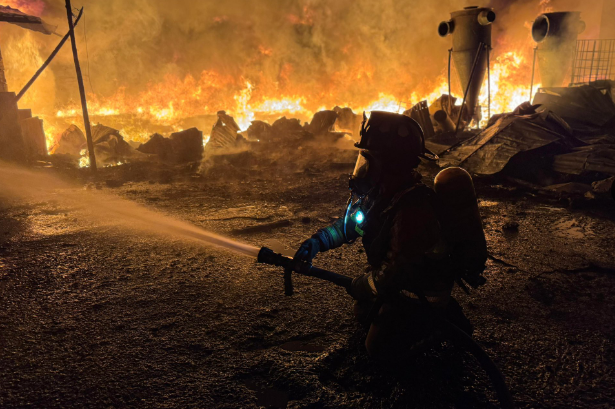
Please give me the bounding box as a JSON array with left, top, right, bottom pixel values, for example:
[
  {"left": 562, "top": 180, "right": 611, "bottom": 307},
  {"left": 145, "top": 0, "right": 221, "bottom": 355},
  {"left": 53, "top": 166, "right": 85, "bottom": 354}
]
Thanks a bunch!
[
  {"left": 350, "top": 198, "right": 440, "bottom": 300},
  {"left": 294, "top": 218, "right": 360, "bottom": 263}
]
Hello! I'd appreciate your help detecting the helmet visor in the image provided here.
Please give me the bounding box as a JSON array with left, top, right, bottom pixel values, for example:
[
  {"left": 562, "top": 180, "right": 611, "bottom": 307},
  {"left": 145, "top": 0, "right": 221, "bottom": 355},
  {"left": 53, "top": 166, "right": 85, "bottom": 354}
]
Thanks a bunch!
[{"left": 352, "top": 151, "right": 369, "bottom": 179}]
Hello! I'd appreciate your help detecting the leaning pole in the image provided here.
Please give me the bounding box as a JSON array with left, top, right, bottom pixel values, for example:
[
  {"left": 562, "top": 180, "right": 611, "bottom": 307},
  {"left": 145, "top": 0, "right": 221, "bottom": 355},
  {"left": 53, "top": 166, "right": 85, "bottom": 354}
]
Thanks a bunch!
[{"left": 65, "top": 0, "right": 97, "bottom": 172}]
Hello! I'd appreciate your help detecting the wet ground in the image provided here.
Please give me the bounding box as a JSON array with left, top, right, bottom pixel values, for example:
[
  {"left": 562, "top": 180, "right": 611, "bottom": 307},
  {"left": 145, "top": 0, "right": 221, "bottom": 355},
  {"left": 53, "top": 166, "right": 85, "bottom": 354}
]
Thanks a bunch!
[{"left": 1, "top": 146, "right": 615, "bottom": 408}]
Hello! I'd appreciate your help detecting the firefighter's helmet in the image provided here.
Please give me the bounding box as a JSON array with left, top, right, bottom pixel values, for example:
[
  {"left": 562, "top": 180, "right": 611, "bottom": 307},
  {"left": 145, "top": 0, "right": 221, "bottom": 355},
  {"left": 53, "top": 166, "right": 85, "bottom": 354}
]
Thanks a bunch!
[{"left": 355, "top": 111, "right": 435, "bottom": 160}]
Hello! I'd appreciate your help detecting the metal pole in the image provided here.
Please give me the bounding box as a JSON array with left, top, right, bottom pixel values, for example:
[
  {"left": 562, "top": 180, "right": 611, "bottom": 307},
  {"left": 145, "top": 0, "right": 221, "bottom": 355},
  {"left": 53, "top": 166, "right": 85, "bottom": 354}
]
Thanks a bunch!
[
  {"left": 16, "top": 8, "right": 83, "bottom": 102},
  {"left": 571, "top": 40, "right": 579, "bottom": 85},
  {"left": 455, "top": 42, "right": 484, "bottom": 136},
  {"left": 65, "top": 1, "right": 96, "bottom": 173},
  {"left": 487, "top": 45, "right": 491, "bottom": 125},
  {"left": 0, "top": 42, "right": 8, "bottom": 92},
  {"left": 448, "top": 48, "right": 452, "bottom": 115},
  {"left": 588, "top": 40, "right": 597, "bottom": 82},
  {"left": 530, "top": 47, "right": 537, "bottom": 102}
]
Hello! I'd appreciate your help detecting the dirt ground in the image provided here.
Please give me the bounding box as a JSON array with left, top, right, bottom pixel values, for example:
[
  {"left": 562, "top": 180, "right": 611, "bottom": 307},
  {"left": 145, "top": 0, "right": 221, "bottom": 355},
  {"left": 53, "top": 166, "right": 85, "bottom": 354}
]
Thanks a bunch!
[{"left": 1, "top": 144, "right": 614, "bottom": 408}]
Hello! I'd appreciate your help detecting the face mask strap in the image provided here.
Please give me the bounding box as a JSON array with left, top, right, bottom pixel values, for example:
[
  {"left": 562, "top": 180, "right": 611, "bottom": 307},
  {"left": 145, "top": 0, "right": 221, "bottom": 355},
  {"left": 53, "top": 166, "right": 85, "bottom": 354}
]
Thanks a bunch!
[{"left": 343, "top": 193, "right": 354, "bottom": 243}]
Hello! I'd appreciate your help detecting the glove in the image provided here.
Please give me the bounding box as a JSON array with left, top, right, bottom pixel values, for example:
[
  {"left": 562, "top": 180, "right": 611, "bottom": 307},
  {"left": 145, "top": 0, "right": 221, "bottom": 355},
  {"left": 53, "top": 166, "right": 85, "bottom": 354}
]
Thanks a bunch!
[
  {"left": 293, "top": 238, "right": 321, "bottom": 264},
  {"left": 350, "top": 273, "right": 377, "bottom": 301}
]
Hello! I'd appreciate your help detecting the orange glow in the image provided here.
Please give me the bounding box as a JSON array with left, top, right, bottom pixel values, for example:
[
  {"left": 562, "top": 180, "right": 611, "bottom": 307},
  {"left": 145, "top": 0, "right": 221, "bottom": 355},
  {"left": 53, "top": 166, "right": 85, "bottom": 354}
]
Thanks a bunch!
[{"left": 4, "top": 31, "right": 536, "bottom": 151}]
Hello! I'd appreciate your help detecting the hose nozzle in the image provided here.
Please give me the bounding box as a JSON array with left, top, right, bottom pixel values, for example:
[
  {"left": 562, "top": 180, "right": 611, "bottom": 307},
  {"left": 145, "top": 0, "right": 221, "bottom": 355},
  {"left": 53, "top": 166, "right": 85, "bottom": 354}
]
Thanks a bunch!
[{"left": 257, "top": 247, "right": 353, "bottom": 291}]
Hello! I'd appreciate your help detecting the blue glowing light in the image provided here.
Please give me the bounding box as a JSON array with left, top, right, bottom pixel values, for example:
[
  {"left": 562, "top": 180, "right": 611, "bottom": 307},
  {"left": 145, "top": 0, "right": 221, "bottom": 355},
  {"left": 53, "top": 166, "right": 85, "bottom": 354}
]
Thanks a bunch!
[{"left": 354, "top": 211, "right": 365, "bottom": 224}]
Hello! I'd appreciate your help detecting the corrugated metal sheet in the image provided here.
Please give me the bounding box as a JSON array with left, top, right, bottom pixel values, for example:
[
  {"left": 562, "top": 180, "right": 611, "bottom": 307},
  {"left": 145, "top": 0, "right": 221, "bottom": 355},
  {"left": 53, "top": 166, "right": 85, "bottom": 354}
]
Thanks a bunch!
[
  {"left": 0, "top": 5, "right": 56, "bottom": 35},
  {"left": 438, "top": 113, "right": 565, "bottom": 175},
  {"left": 552, "top": 145, "right": 615, "bottom": 176}
]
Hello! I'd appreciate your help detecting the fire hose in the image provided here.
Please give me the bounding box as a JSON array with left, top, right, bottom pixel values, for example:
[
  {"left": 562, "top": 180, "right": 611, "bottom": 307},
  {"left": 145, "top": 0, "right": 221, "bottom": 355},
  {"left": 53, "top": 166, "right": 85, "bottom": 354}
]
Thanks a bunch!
[{"left": 257, "top": 246, "right": 514, "bottom": 409}]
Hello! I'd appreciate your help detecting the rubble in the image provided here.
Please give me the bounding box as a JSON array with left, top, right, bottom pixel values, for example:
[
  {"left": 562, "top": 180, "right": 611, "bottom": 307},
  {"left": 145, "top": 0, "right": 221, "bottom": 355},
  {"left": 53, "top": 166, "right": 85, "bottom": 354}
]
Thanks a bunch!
[
  {"left": 270, "top": 116, "right": 311, "bottom": 141},
  {"left": 552, "top": 144, "right": 615, "bottom": 176},
  {"left": 305, "top": 110, "right": 338, "bottom": 136},
  {"left": 170, "top": 128, "right": 204, "bottom": 162},
  {"left": 592, "top": 176, "right": 615, "bottom": 198},
  {"left": 533, "top": 82, "right": 615, "bottom": 133},
  {"left": 137, "top": 133, "right": 174, "bottom": 160},
  {"left": 54, "top": 125, "right": 86, "bottom": 156},
  {"left": 438, "top": 110, "right": 573, "bottom": 175},
  {"left": 543, "top": 182, "right": 594, "bottom": 195},
  {"left": 88, "top": 125, "right": 148, "bottom": 166},
  {"left": 333, "top": 106, "right": 361, "bottom": 137},
  {"left": 208, "top": 111, "right": 241, "bottom": 149},
  {"left": 137, "top": 128, "right": 204, "bottom": 163},
  {"left": 406, "top": 100, "right": 435, "bottom": 139},
  {"left": 246, "top": 120, "right": 273, "bottom": 142}
]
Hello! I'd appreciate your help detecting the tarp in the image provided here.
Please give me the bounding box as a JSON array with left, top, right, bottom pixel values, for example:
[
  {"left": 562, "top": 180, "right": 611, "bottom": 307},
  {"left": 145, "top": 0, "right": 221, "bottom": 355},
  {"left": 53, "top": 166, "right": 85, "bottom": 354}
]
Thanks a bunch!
[
  {"left": 438, "top": 112, "right": 569, "bottom": 175},
  {"left": 0, "top": 5, "right": 56, "bottom": 35}
]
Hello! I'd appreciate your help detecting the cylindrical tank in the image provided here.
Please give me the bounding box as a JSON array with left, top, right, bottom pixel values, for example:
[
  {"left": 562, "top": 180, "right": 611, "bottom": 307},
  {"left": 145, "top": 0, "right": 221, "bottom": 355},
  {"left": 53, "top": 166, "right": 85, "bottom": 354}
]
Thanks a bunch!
[
  {"left": 434, "top": 167, "right": 487, "bottom": 287},
  {"left": 532, "top": 12, "right": 585, "bottom": 87},
  {"left": 439, "top": 6, "right": 496, "bottom": 122}
]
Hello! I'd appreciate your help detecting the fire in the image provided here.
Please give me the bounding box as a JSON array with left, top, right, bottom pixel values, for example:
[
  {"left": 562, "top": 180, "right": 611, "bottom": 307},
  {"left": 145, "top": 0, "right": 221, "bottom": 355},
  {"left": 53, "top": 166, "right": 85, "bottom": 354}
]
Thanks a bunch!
[
  {"left": 44, "top": 48, "right": 536, "bottom": 149},
  {"left": 478, "top": 50, "right": 539, "bottom": 126},
  {"left": 3, "top": 17, "right": 538, "bottom": 151},
  {"left": 45, "top": 43, "right": 536, "bottom": 150}
]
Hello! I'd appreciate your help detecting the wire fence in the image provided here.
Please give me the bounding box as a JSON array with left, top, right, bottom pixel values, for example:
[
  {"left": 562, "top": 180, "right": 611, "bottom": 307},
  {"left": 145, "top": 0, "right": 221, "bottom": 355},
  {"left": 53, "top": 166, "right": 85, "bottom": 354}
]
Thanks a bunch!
[{"left": 571, "top": 39, "right": 615, "bottom": 85}]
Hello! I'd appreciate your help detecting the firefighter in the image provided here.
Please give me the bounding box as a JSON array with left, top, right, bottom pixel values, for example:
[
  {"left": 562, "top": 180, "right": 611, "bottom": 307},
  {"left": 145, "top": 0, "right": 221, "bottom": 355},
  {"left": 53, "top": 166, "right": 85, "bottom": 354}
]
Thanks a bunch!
[{"left": 294, "top": 111, "right": 487, "bottom": 359}]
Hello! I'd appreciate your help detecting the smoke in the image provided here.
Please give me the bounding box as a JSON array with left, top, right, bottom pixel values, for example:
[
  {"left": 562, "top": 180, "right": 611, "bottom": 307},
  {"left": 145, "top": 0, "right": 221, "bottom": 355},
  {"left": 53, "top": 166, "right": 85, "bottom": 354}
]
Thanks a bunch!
[
  {"left": 0, "top": 0, "right": 606, "bottom": 115},
  {"left": 0, "top": 162, "right": 260, "bottom": 258},
  {"left": 488, "top": 0, "right": 603, "bottom": 45},
  {"left": 3, "top": 0, "right": 475, "bottom": 111}
]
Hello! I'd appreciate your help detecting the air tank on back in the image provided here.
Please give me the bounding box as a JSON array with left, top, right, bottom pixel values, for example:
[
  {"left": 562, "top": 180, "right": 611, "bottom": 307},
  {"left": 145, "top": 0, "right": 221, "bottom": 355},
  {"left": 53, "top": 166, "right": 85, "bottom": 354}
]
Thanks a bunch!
[
  {"left": 434, "top": 167, "right": 487, "bottom": 287},
  {"left": 532, "top": 12, "right": 585, "bottom": 87},
  {"left": 439, "top": 6, "right": 496, "bottom": 123}
]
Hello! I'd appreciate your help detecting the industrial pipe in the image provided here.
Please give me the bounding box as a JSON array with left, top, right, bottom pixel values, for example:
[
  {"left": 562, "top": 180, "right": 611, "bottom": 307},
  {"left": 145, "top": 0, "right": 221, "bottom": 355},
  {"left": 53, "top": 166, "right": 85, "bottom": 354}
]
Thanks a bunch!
[
  {"left": 438, "top": 20, "right": 454, "bottom": 37},
  {"left": 433, "top": 110, "right": 456, "bottom": 133},
  {"left": 478, "top": 9, "right": 496, "bottom": 26}
]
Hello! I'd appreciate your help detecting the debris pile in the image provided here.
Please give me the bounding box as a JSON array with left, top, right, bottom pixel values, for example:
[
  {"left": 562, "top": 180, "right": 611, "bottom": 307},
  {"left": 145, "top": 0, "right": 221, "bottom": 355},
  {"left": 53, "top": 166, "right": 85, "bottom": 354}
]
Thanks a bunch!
[
  {"left": 437, "top": 80, "right": 615, "bottom": 201},
  {"left": 137, "top": 128, "right": 204, "bottom": 163},
  {"left": 46, "top": 84, "right": 615, "bottom": 203}
]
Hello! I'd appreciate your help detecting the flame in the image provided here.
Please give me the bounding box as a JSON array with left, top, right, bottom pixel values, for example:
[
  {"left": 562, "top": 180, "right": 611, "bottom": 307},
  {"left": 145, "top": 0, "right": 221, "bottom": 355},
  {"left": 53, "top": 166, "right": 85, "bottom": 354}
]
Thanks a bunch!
[
  {"left": 3, "top": 21, "right": 539, "bottom": 151},
  {"left": 78, "top": 149, "right": 89, "bottom": 168},
  {"left": 478, "top": 50, "right": 539, "bottom": 126}
]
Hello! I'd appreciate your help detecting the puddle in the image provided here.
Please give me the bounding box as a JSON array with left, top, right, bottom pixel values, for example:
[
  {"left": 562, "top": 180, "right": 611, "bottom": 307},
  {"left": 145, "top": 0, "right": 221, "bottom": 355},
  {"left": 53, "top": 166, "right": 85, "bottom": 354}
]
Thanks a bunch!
[
  {"left": 551, "top": 218, "right": 594, "bottom": 239},
  {"left": 478, "top": 200, "right": 500, "bottom": 207}
]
